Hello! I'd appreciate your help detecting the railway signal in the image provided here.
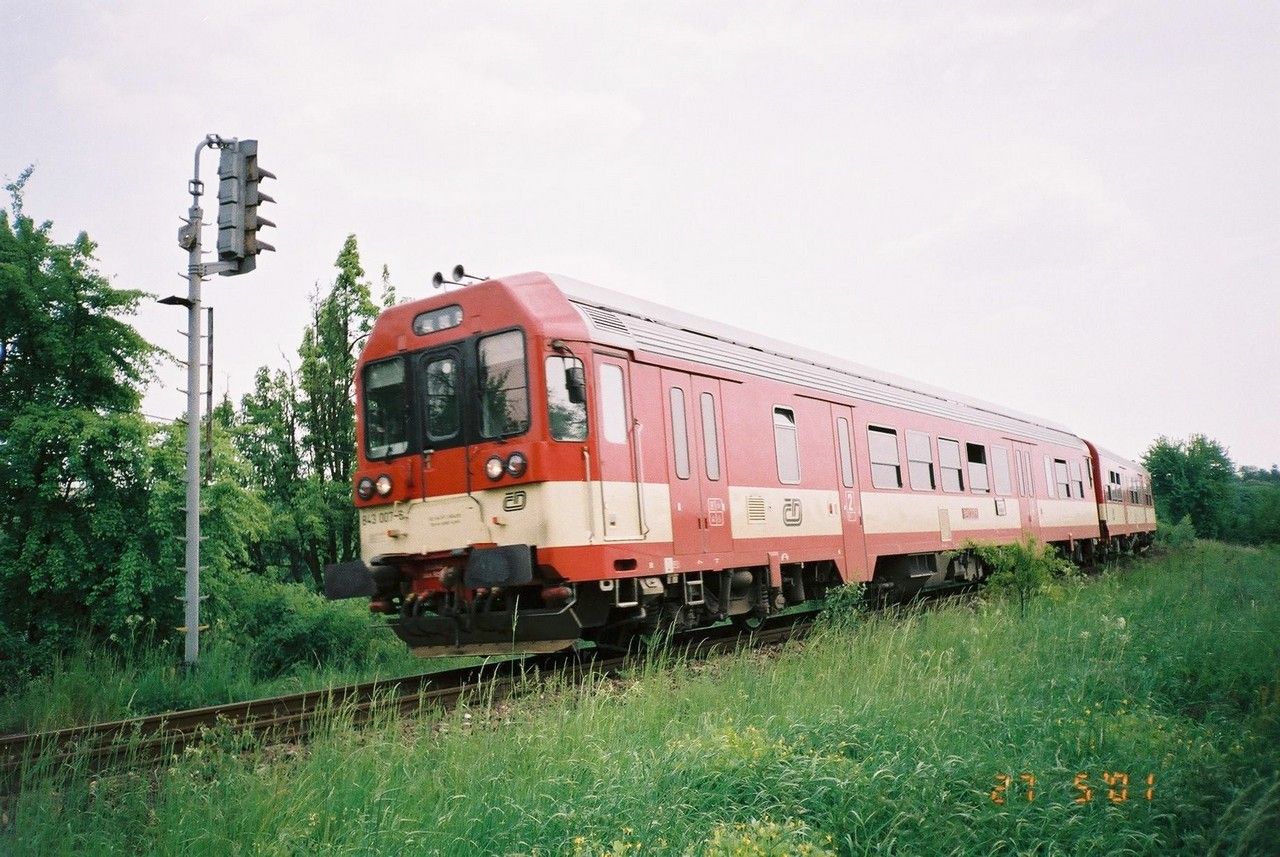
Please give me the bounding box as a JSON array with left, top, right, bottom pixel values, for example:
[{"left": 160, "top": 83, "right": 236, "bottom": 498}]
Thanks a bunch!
[
  {"left": 215, "top": 139, "right": 276, "bottom": 276},
  {"left": 165, "top": 133, "right": 277, "bottom": 667}
]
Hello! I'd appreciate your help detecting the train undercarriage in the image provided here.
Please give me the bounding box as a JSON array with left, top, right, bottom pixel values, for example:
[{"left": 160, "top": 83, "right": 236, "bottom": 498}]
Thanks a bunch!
[{"left": 327, "top": 531, "right": 1152, "bottom": 656}]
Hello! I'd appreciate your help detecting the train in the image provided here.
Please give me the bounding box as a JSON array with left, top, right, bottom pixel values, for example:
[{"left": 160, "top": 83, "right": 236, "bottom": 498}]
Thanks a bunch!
[{"left": 323, "top": 272, "right": 1156, "bottom": 655}]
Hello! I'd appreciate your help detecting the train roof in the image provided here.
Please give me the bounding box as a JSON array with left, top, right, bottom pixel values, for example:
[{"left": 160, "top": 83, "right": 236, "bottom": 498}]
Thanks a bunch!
[
  {"left": 1090, "top": 444, "right": 1150, "bottom": 475},
  {"left": 546, "top": 273, "right": 1085, "bottom": 448}
]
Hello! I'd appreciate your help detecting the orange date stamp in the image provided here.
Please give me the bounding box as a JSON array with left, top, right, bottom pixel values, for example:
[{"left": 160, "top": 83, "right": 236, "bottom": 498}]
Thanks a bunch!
[{"left": 990, "top": 772, "right": 1156, "bottom": 805}]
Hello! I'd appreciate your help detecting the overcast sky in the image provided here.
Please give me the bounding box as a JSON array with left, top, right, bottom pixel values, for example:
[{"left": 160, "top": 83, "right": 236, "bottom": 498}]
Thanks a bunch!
[{"left": 3, "top": 2, "right": 1277, "bottom": 467}]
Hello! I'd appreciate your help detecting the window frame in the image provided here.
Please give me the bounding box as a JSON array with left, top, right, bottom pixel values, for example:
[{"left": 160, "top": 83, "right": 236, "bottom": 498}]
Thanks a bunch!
[
  {"left": 773, "top": 406, "right": 801, "bottom": 485},
  {"left": 544, "top": 354, "right": 587, "bottom": 442},
  {"left": 421, "top": 351, "right": 463, "bottom": 445},
  {"left": 867, "top": 425, "right": 903, "bottom": 490},
  {"left": 700, "top": 391, "right": 721, "bottom": 481},
  {"left": 598, "top": 362, "right": 627, "bottom": 445},
  {"left": 476, "top": 327, "right": 531, "bottom": 440},
  {"left": 906, "top": 429, "right": 936, "bottom": 491},
  {"left": 411, "top": 304, "right": 464, "bottom": 336},
  {"left": 1053, "top": 458, "right": 1071, "bottom": 499},
  {"left": 362, "top": 355, "right": 410, "bottom": 460},
  {"left": 938, "top": 437, "right": 965, "bottom": 493},
  {"left": 670, "top": 387, "right": 691, "bottom": 480},
  {"left": 992, "top": 445, "right": 1012, "bottom": 496},
  {"left": 836, "top": 417, "right": 855, "bottom": 489},
  {"left": 1069, "top": 459, "right": 1084, "bottom": 500},
  {"left": 966, "top": 442, "right": 990, "bottom": 494}
]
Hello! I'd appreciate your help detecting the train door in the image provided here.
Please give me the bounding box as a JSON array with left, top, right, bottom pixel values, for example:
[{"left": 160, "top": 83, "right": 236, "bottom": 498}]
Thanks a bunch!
[
  {"left": 691, "top": 375, "right": 732, "bottom": 555},
  {"left": 831, "top": 405, "right": 867, "bottom": 580},
  {"left": 661, "top": 369, "right": 731, "bottom": 557},
  {"left": 1011, "top": 441, "right": 1039, "bottom": 532},
  {"left": 594, "top": 353, "right": 645, "bottom": 541}
]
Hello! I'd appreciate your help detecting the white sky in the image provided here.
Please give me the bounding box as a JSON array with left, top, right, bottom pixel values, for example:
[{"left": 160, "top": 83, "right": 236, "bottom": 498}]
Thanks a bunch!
[{"left": 3, "top": 2, "right": 1277, "bottom": 467}]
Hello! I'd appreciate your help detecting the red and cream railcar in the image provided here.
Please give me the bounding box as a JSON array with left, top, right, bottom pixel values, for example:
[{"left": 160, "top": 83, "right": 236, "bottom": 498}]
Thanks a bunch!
[
  {"left": 1084, "top": 442, "right": 1157, "bottom": 550},
  {"left": 326, "top": 272, "right": 1151, "bottom": 654}
]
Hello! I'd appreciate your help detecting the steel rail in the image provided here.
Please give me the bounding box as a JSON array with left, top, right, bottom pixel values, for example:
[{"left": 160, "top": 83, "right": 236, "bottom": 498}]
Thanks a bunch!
[{"left": 1, "top": 614, "right": 811, "bottom": 794}]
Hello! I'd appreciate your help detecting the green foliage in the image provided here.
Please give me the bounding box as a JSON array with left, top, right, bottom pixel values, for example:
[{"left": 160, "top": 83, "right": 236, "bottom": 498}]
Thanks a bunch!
[
  {"left": 0, "top": 582, "right": 430, "bottom": 733},
  {"left": 967, "top": 535, "right": 1076, "bottom": 616},
  {"left": 1143, "top": 434, "right": 1236, "bottom": 539},
  {"left": 1144, "top": 436, "right": 1280, "bottom": 546},
  {"left": 818, "top": 582, "right": 868, "bottom": 627},
  {"left": 0, "top": 169, "right": 164, "bottom": 670},
  {"left": 1156, "top": 514, "right": 1197, "bottom": 549},
  {"left": 0, "top": 183, "right": 402, "bottom": 690},
  {"left": 205, "top": 570, "right": 405, "bottom": 678},
  {"left": 298, "top": 234, "right": 377, "bottom": 486},
  {"left": 1228, "top": 468, "right": 1280, "bottom": 546},
  {"left": 229, "top": 235, "right": 383, "bottom": 588},
  {"left": 10, "top": 543, "right": 1279, "bottom": 855}
]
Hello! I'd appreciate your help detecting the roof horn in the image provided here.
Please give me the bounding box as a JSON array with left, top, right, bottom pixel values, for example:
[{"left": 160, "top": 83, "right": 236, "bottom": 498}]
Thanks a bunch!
[
  {"left": 432, "top": 271, "right": 461, "bottom": 290},
  {"left": 452, "top": 264, "right": 487, "bottom": 283}
]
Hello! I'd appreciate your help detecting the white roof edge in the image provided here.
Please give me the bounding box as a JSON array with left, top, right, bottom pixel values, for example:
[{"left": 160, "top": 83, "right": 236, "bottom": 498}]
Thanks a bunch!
[
  {"left": 1092, "top": 444, "right": 1148, "bottom": 471},
  {"left": 548, "top": 273, "right": 1079, "bottom": 441}
]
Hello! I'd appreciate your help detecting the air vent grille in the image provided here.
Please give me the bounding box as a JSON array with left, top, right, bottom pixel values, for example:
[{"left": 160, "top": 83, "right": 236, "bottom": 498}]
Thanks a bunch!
[
  {"left": 746, "top": 496, "right": 767, "bottom": 524},
  {"left": 579, "top": 305, "right": 630, "bottom": 336}
]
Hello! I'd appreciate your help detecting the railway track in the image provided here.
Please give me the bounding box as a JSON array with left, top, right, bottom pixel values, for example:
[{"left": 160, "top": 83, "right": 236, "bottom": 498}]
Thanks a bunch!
[{"left": 1, "top": 614, "right": 812, "bottom": 794}]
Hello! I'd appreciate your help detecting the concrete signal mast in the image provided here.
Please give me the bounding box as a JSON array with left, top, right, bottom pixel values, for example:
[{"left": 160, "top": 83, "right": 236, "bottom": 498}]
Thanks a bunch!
[{"left": 165, "top": 133, "right": 277, "bottom": 667}]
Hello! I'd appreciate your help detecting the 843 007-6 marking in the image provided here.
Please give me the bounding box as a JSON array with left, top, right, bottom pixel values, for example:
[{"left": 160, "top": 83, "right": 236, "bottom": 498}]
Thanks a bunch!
[{"left": 360, "top": 506, "right": 409, "bottom": 526}]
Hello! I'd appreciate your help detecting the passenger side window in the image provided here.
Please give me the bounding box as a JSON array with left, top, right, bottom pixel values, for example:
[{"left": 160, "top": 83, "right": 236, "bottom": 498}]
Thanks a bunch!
[
  {"left": 836, "top": 417, "right": 855, "bottom": 488},
  {"left": 1054, "top": 459, "right": 1071, "bottom": 498},
  {"left": 700, "top": 392, "right": 720, "bottom": 481},
  {"left": 1044, "top": 457, "right": 1057, "bottom": 499},
  {"left": 992, "top": 445, "right": 1012, "bottom": 495},
  {"left": 670, "top": 388, "right": 690, "bottom": 480},
  {"left": 907, "top": 430, "right": 936, "bottom": 490},
  {"left": 967, "top": 443, "right": 990, "bottom": 493},
  {"left": 599, "top": 364, "right": 627, "bottom": 444},
  {"left": 939, "top": 438, "right": 964, "bottom": 492},
  {"left": 1069, "top": 460, "right": 1085, "bottom": 499},
  {"left": 545, "top": 355, "right": 587, "bottom": 441},
  {"left": 868, "top": 426, "right": 902, "bottom": 489},
  {"left": 774, "top": 407, "right": 800, "bottom": 484}
]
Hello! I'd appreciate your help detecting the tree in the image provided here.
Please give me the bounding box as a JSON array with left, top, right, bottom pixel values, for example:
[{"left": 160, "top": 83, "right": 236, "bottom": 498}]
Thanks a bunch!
[
  {"left": 297, "top": 235, "right": 378, "bottom": 487},
  {"left": 1143, "top": 435, "right": 1237, "bottom": 539},
  {"left": 1228, "top": 468, "right": 1280, "bottom": 546},
  {"left": 0, "top": 169, "right": 162, "bottom": 669},
  {"left": 231, "top": 235, "right": 384, "bottom": 588}
]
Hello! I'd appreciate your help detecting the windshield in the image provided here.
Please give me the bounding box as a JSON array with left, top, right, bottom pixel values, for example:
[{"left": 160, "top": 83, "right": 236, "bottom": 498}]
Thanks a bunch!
[
  {"left": 478, "top": 330, "right": 530, "bottom": 438},
  {"left": 363, "top": 358, "right": 408, "bottom": 459},
  {"left": 423, "top": 354, "right": 460, "bottom": 444}
]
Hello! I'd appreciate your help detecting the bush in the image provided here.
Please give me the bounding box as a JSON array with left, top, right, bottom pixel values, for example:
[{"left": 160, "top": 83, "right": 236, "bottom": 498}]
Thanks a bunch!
[
  {"left": 819, "top": 582, "right": 868, "bottom": 627},
  {"left": 967, "top": 535, "right": 1076, "bottom": 615},
  {"left": 1156, "top": 514, "right": 1197, "bottom": 549},
  {"left": 206, "top": 571, "right": 406, "bottom": 678}
]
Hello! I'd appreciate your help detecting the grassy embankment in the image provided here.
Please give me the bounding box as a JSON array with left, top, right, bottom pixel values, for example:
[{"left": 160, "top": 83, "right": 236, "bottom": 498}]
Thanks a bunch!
[
  {"left": 0, "top": 597, "right": 473, "bottom": 735},
  {"left": 7, "top": 542, "right": 1280, "bottom": 855}
]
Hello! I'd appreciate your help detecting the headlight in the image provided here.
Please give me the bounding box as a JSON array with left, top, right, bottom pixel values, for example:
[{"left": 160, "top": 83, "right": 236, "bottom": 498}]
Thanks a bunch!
[
  {"left": 485, "top": 456, "right": 505, "bottom": 480},
  {"left": 375, "top": 474, "right": 393, "bottom": 496},
  {"left": 356, "top": 477, "right": 375, "bottom": 500},
  {"left": 506, "top": 452, "right": 527, "bottom": 477}
]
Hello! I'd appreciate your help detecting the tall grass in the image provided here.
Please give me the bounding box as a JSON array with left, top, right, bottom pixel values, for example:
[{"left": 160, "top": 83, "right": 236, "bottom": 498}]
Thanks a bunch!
[
  {"left": 7, "top": 542, "right": 1279, "bottom": 855},
  {"left": 0, "top": 622, "right": 452, "bottom": 735}
]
